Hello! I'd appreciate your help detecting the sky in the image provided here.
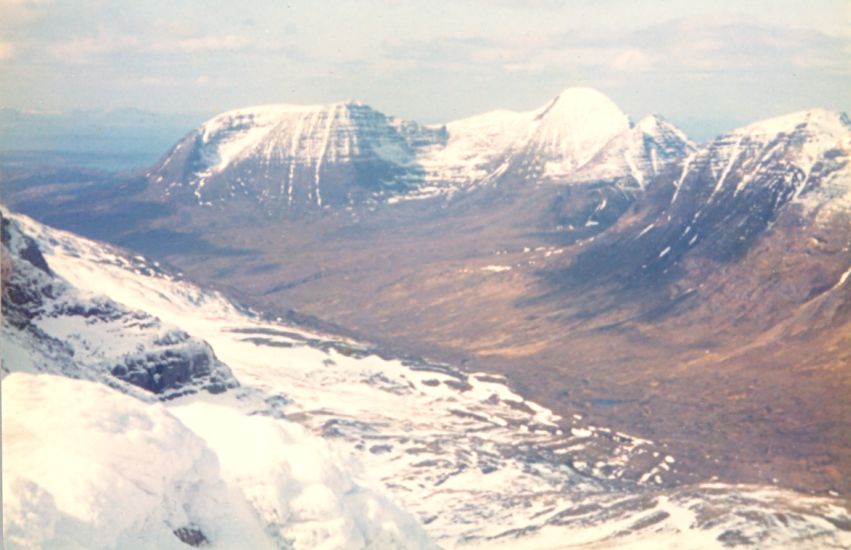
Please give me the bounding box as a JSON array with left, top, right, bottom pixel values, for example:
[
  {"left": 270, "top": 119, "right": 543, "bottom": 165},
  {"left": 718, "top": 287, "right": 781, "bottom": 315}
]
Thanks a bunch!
[{"left": 1, "top": 0, "right": 849, "bottom": 141}]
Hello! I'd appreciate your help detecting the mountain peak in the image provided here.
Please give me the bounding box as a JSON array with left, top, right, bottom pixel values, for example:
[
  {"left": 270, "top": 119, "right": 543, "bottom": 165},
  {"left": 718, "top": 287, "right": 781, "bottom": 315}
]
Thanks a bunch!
[
  {"left": 201, "top": 99, "right": 378, "bottom": 127},
  {"left": 636, "top": 113, "right": 668, "bottom": 132},
  {"left": 524, "top": 87, "right": 631, "bottom": 177},
  {"left": 153, "top": 99, "right": 441, "bottom": 210},
  {"left": 148, "top": 89, "right": 695, "bottom": 210},
  {"left": 572, "top": 111, "right": 694, "bottom": 187},
  {"left": 735, "top": 108, "right": 851, "bottom": 140},
  {"left": 537, "top": 87, "right": 627, "bottom": 122},
  {"left": 336, "top": 99, "right": 367, "bottom": 108},
  {"left": 636, "top": 113, "right": 694, "bottom": 147}
]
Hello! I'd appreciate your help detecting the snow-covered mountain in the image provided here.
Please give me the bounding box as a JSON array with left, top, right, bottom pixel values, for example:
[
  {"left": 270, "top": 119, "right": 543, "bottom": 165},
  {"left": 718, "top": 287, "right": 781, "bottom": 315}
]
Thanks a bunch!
[
  {"left": 1, "top": 212, "right": 238, "bottom": 400},
  {"left": 148, "top": 87, "right": 693, "bottom": 211},
  {"left": 420, "top": 87, "right": 633, "bottom": 188},
  {"left": 3, "top": 209, "right": 851, "bottom": 548},
  {"left": 669, "top": 108, "right": 851, "bottom": 209},
  {"left": 601, "top": 108, "right": 851, "bottom": 274},
  {"left": 546, "top": 106, "right": 851, "bottom": 375},
  {"left": 414, "top": 87, "right": 695, "bottom": 195},
  {"left": 151, "top": 101, "right": 444, "bottom": 210},
  {"left": 573, "top": 113, "right": 696, "bottom": 188}
]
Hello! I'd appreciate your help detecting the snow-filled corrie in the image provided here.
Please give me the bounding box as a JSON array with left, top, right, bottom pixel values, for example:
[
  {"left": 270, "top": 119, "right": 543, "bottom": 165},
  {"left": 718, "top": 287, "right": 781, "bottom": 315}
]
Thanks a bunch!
[{"left": 4, "top": 210, "right": 851, "bottom": 549}]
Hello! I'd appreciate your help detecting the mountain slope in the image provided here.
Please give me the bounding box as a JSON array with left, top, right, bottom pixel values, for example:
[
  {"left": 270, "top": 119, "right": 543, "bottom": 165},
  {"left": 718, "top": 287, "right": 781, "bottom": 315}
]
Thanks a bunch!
[
  {"left": 145, "top": 88, "right": 693, "bottom": 211},
  {"left": 573, "top": 113, "right": 696, "bottom": 188},
  {"left": 1, "top": 211, "right": 436, "bottom": 549},
  {"left": 114, "top": 105, "right": 851, "bottom": 500},
  {"left": 500, "top": 87, "right": 632, "bottom": 181},
  {"left": 558, "top": 108, "right": 851, "bottom": 287},
  {"left": 1, "top": 211, "right": 238, "bottom": 400},
  {"left": 150, "top": 101, "right": 443, "bottom": 211},
  {"left": 3, "top": 372, "right": 275, "bottom": 549},
  {"left": 4, "top": 210, "right": 850, "bottom": 548}
]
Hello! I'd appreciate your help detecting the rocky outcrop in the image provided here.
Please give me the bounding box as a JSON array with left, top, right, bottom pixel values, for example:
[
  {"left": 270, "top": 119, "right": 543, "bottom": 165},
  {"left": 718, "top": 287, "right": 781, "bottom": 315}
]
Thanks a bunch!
[{"left": 1, "top": 210, "right": 239, "bottom": 399}]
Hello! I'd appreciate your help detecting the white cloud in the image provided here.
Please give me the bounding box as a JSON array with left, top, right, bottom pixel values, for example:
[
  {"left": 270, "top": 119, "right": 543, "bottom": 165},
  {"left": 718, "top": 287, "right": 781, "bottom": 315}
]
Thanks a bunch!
[
  {"left": 47, "top": 31, "right": 257, "bottom": 61},
  {"left": 624, "top": 17, "right": 851, "bottom": 76},
  {"left": 158, "top": 34, "right": 252, "bottom": 54},
  {"left": 47, "top": 33, "right": 140, "bottom": 60},
  {"left": 0, "top": 0, "right": 50, "bottom": 25},
  {"left": 132, "top": 73, "right": 228, "bottom": 89},
  {"left": 608, "top": 48, "right": 655, "bottom": 73},
  {"left": 385, "top": 16, "right": 851, "bottom": 81},
  {"left": 0, "top": 40, "right": 13, "bottom": 60},
  {"left": 138, "top": 75, "right": 181, "bottom": 87}
]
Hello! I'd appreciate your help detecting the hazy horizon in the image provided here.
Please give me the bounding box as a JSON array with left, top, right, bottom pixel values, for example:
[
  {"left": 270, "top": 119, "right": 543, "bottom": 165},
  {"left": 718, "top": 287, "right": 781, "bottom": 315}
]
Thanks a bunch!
[{"left": 1, "top": 0, "right": 849, "bottom": 142}]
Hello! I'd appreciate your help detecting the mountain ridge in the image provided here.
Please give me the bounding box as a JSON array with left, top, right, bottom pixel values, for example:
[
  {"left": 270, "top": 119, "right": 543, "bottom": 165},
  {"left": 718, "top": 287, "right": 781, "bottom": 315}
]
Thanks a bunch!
[
  {"left": 145, "top": 89, "right": 850, "bottom": 222},
  {"left": 4, "top": 89, "right": 851, "bottom": 504},
  {"left": 147, "top": 87, "right": 696, "bottom": 213}
]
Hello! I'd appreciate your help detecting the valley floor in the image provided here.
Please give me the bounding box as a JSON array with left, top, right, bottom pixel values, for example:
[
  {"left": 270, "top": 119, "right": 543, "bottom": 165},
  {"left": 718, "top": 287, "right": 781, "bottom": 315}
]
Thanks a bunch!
[{"left": 5, "top": 210, "right": 851, "bottom": 548}]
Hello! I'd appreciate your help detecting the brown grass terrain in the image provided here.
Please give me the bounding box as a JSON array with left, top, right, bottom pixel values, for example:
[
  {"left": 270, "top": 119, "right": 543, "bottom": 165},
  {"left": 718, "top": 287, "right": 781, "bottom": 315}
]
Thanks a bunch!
[
  {"left": 3, "top": 164, "right": 848, "bottom": 501},
  {"left": 144, "top": 188, "right": 851, "bottom": 500}
]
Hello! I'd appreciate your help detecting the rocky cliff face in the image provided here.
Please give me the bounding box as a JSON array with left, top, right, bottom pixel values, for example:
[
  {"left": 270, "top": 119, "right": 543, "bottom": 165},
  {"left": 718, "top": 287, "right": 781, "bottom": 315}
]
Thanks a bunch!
[{"left": 1, "top": 210, "right": 238, "bottom": 400}]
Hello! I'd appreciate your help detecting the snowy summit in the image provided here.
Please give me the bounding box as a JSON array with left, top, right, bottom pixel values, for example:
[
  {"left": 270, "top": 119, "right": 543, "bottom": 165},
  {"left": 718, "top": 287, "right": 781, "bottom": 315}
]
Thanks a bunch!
[{"left": 149, "top": 87, "right": 694, "bottom": 211}]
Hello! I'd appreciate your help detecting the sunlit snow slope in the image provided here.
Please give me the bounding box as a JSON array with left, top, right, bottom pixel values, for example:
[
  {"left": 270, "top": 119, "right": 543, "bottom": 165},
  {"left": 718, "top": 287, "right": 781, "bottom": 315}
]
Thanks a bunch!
[
  {"left": 149, "top": 87, "right": 694, "bottom": 209},
  {"left": 3, "top": 210, "right": 851, "bottom": 549}
]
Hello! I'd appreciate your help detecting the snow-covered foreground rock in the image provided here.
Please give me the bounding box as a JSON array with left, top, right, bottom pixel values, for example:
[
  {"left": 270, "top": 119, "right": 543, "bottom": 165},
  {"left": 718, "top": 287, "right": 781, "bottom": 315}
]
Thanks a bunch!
[
  {"left": 2, "top": 211, "right": 432, "bottom": 550},
  {"left": 3, "top": 372, "right": 273, "bottom": 549},
  {"left": 3, "top": 373, "right": 432, "bottom": 550},
  {"left": 1, "top": 212, "right": 238, "bottom": 400},
  {"left": 3, "top": 210, "right": 851, "bottom": 549}
]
